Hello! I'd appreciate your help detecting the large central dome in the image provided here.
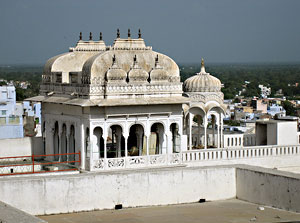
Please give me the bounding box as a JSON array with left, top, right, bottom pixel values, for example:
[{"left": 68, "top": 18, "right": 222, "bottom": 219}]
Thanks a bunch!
[
  {"left": 184, "top": 59, "right": 221, "bottom": 93},
  {"left": 40, "top": 30, "right": 183, "bottom": 99}
]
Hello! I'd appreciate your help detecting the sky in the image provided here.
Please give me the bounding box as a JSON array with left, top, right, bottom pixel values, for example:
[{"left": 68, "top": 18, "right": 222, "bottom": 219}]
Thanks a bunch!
[{"left": 0, "top": 0, "right": 299, "bottom": 65}]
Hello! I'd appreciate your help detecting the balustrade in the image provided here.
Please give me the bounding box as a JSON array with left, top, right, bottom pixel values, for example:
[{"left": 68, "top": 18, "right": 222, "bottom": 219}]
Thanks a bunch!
[{"left": 90, "top": 145, "right": 300, "bottom": 171}]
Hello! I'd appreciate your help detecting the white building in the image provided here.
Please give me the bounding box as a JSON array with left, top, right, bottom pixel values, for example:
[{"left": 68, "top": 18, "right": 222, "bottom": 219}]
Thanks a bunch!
[
  {"left": 0, "top": 85, "right": 23, "bottom": 139},
  {"left": 267, "top": 104, "right": 286, "bottom": 118},
  {"left": 28, "top": 30, "right": 226, "bottom": 170},
  {"left": 258, "top": 84, "right": 271, "bottom": 98}
]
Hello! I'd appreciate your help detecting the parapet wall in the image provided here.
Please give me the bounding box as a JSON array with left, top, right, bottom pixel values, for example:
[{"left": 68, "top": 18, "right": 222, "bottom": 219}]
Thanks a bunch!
[
  {"left": 0, "top": 166, "right": 236, "bottom": 215},
  {"left": 0, "top": 137, "right": 43, "bottom": 158},
  {"left": 236, "top": 166, "right": 300, "bottom": 212},
  {"left": 2, "top": 164, "right": 300, "bottom": 216}
]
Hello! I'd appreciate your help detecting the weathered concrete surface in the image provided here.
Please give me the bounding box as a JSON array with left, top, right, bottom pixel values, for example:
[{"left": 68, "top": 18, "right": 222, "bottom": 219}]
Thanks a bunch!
[
  {"left": 236, "top": 165, "right": 300, "bottom": 212},
  {"left": 39, "top": 199, "right": 300, "bottom": 223},
  {"left": 0, "top": 165, "right": 236, "bottom": 215},
  {"left": 0, "top": 201, "right": 46, "bottom": 223},
  {"left": 0, "top": 137, "right": 43, "bottom": 158}
]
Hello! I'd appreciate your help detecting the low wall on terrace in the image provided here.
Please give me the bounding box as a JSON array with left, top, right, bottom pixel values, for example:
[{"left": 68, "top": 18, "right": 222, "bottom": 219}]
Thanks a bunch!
[
  {"left": 0, "top": 166, "right": 236, "bottom": 215},
  {"left": 236, "top": 165, "right": 300, "bottom": 213}
]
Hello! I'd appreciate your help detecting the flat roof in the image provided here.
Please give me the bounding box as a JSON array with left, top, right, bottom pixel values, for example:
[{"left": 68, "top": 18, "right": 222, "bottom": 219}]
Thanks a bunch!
[{"left": 26, "top": 95, "right": 190, "bottom": 107}]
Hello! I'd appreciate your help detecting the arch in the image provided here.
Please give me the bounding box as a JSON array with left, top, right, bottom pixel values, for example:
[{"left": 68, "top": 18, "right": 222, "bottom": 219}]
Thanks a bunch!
[
  {"left": 93, "top": 127, "right": 104, "bottom": 158},
  {"left": 207, "top": 114, "right": 218, "bottom": 148},
  {"left": 207, "top": 104, "right": 226, "bottom": 115},
  {"left": 53, "top": 121, "right": 59, "bottom": 161},
  {"left": 128, "top": 122, "right": 146, "bottom": 132},
  {"left": 189, "top": 106, "right": 206, "bottom": 117},
  {"left": 85, "top": 127, "right": 90, "bottom": 157},
  {"left": 150, "top": 122, "right": 165, "bottom": 154},
  {"left": 61, "top": 124, "right": 67, "bottom": 161},
  {"left": 69, "top": 125, "right": 75, "bottom": 162},
  {"left": 108, "top": 125, "right": 125, "bottom": 158},
  {"left": 128, "top": 124, "right": 145, "bottom": 156},
  {"left": 107, "top": 123, "right": 125, "bottom": 136},
  {"left": 170, "top": 123, "right": 181, "bottom": 153},
  {"left": 42, "top": 121, "right": 46, "bottom": 155},
  {"left": 149, "top": 120, "right": 166, "bottom": 131}
]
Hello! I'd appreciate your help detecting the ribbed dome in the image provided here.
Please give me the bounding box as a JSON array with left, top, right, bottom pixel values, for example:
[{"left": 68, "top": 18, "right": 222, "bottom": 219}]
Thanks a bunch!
[
  {"left": 184, "top": 59, "right": 221, "bottom": 92},
  {"left": 128, "top": 55, "right": 149, "bottom": 83},
  {"left": 106, "top": 55, "right": 127, "bottom": 83}
]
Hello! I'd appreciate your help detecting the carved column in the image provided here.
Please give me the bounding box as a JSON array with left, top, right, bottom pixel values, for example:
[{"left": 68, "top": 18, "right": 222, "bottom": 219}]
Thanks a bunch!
[
  {"left": 204, "top": 117, "right": 208, "bottom": 150},
  {"left": 189, "top": 113, "right": 193, "bottom": 150}
]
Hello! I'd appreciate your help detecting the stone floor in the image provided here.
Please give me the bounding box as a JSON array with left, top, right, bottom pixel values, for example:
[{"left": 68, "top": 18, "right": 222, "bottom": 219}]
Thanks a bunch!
[{"left": 39, "top": 199, "right": 300, "bottom": 223}]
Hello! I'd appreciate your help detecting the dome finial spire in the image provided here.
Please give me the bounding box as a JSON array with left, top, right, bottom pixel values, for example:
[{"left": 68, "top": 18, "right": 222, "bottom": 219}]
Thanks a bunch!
[
  {"left": 89, "top": 32, "right": 92, "bottom": 41},
  {"left": 138, "top": 29, "right": 141, "bottom": 38},
  {"left": 100, "top": 32, "right": 102, "bottom": 41},
  {"left": 128, "top": 29, "right": 131, "bottom": 38},
  {"left": 200, "top": 58, "right": 206, "bottom": 73},
  {"left": 79, "top": 32, "right": 82, "bottom": 40},
  {"left": 117, "top": 29, "right": 120, "bottom": 38}
]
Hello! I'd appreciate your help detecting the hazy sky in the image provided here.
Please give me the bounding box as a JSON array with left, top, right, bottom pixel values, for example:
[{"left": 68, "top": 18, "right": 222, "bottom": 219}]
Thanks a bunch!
[{"left": 0, "top": 0, "right": 299, "bottom": 65}]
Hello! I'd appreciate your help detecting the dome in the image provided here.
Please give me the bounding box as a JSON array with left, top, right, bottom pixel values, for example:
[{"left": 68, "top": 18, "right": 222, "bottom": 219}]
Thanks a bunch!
[
  {"left": 128, "top": 55, "right": 149, "bottom": 83},
  {"left": 150, "top": 55, "right": 169, "bottom": 82},
  {"left": 106, "top": 55, "right": 127, "bottom": 83},
  {"left": 184, "top": 59, "right": 221, "bottom": 92}
]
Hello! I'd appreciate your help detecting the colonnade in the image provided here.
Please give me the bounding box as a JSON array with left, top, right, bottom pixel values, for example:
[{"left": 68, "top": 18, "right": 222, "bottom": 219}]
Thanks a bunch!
[
  {"left": 186, "top": 108, "right": 224, "bottom": 150},
  {"left": 88, "top": 121, "right": 181, "bottom": 160},
  {"left": 46, "top": 121, "right": 77, "bottom": 162}
]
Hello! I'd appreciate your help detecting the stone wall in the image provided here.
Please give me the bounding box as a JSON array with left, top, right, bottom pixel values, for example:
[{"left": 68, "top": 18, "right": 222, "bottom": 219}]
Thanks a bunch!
[
  {"left": 236, "top": 166, "right": 300, "bottom": 213},
  {"left": 0, "top": 137, "right": 43, "bottom": 158},
  {"left": 0, "top": 166, "right": 236, "bottom": 215}
]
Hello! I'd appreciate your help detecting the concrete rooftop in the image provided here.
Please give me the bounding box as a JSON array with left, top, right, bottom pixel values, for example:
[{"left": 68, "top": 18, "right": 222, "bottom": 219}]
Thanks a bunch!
[{"left": 39, "top": 199, "right": 300, "bottom": 223}]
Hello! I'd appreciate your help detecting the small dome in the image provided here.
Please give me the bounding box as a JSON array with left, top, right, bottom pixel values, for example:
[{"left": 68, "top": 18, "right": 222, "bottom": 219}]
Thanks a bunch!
[
  {"left": 184, "top": 59, "right": 221, "bottom": 92},
  {"left": 106, "top": 55, "right": 127, "bottom": 83},
  {"left": 128, "top": 55, "right": 149, "bottom": 83},
  {"left": 150, "top": 55, "right": 169, "bottom": 82}
]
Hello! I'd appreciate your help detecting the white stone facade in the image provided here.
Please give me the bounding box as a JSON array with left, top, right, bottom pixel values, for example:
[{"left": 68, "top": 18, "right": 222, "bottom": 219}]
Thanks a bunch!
[{"left": 28, "top": 31, "right": 227, "bottom": 171}]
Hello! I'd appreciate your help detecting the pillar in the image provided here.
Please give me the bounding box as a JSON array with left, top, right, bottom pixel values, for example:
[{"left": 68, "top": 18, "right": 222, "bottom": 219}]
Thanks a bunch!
[
  {"left": 146, "top": 135, "right": 149, "bottom": 156},
  {"left": 81, "top": 122, "right": 85, "bottom": 170},
  {"left": 104, "top": 138, "right": 107, "bottom": 159},
  {"left": 204, "top": 117, "right": 207, "bottom": 150},
  {"left": 220, "top": 115, "right": 224, "bottom": 148},
  {"left": 125, "top": 136, "right": 128, "bottom": 157},
  {"left": 197, "top": 118, "right": 201, "bottom": 147},
  {"left": 217, "top": 124, "right": 220, "bottom": 149},
  {"left": 189, "top": 113, "right": 192, "bottom": 150}
]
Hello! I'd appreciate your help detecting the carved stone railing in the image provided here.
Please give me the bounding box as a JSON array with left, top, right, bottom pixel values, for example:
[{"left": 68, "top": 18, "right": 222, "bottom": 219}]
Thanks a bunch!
[
  {"left": 89, "top": 145, "right": 300, "bottom": 171},
  {"left": 91, "top": 153, "right": 182, "bottom": 171},
  {"left": 182, "top": 145, "right": 300, "bottom": 163}
]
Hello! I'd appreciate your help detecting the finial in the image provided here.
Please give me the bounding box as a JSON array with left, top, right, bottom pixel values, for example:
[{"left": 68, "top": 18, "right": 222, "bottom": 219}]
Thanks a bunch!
[
  {"left": 117, "top": 29, "right": 120, "bottom": 38},
  {"left": 128, "top": 29, "right": 131, "bottom": 38},
  {"left": 155, "top": 54, "right": 159, "bottom": 62},
  {"left": 89, "top": 32, "right": 92, "bottom": 40},
  {"left": 138, "top": 29, "right": 141, "bottom": 38},
  {"left": 112, "top": 54, "right": 116, "bottom": 63},
  {"left": 200, "top": 58, "right": 206, "bottom": 73},
  {"left": 100, "top": 32, "right": 102, "bottom": 41},
  {"left": 134, "top": 55, "right": 137, "bottom": 63},
  {"left": 79, "top": 32, "right": 82, "bottom": 40}
]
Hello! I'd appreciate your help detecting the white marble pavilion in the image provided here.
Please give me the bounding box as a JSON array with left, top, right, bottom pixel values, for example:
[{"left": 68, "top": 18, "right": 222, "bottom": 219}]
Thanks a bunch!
[{"left": 28, "top": 30, "right": 226, "bottom": 171}]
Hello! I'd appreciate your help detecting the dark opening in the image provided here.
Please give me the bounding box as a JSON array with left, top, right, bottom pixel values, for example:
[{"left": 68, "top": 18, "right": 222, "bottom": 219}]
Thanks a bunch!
[
  {"left": 10, "top": 168, "right": 13, "bottom": 173},
  {"left": 199, "top": 199, "right": 206, "bottom": 203},
  {"left": 115, "top": 204, "right": 123, "bottom": 210}
]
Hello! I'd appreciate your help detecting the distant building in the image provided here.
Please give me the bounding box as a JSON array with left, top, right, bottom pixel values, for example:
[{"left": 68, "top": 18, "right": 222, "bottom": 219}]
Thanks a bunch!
[
  {"left": 256, "top": 119, "right": 298, "bottom": 146},
  {"left": 251, "top": 98, "right": 267, "bottom": 113},
  {"left": 258, "top": 84, "right": 271, "bottom": 98},
  {"left": 0, "top": 86, "right": 23, "bottom": 139},
  {"left": 268, "top": 104, "right": 286, "bottom": 118}
]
